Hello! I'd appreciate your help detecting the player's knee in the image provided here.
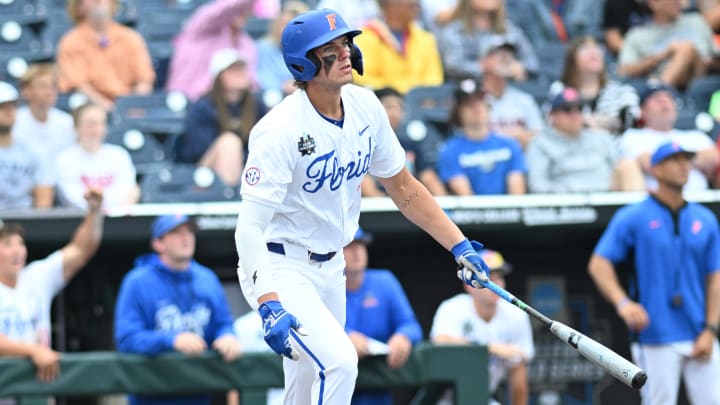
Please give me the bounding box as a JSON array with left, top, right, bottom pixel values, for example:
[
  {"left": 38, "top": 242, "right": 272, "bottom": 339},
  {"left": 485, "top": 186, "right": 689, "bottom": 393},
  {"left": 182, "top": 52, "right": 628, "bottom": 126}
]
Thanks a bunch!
[{"left": 330, "top": 343, "right": 359, "bottom": 381}]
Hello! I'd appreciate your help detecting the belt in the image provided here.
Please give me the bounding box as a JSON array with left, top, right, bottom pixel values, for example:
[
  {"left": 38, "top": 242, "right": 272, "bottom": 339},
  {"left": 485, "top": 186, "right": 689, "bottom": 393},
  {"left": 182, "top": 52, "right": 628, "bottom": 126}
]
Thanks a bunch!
[{"left": 267, "top": 242, "right": 337, "bottom": 262}]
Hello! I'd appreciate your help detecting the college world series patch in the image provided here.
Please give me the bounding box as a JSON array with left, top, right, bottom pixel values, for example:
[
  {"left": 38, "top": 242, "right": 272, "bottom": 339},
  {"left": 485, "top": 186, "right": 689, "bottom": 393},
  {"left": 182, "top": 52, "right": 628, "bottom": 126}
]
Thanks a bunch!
[{"left": 298, "top": 134, "right": 316, "bottom": 156}]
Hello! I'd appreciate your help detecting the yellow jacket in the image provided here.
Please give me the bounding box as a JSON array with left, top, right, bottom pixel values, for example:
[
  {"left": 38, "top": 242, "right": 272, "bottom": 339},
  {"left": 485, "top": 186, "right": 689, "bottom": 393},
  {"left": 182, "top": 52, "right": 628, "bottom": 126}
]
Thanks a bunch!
[{"left": 353, "top": 20, "right": 444, "bottom": 94}]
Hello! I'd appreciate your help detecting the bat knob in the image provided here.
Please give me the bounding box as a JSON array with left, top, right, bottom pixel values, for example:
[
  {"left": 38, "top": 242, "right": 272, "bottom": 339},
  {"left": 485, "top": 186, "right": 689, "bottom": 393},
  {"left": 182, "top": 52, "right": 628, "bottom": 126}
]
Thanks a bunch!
[{"left": 631, "top": 371, "right": 648, "bottom": 389}]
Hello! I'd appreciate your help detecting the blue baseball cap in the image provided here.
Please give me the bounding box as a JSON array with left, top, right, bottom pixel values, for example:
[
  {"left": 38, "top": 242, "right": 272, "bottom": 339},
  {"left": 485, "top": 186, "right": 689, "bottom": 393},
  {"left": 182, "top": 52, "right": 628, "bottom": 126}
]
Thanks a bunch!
[
  {"left": 550, "top": 87, "right": 583, "bottom": 112},
  {"left": 650, "top": 142, "right": 696, "bottom": 166},
  {"left": 639, "top": 82, "right": 678, "bottom": 105},
  {"left": 352, "top": 227, "right": 373, "bottom": 244},
  {"left": 151, "top": 214, "right": 195, "bottom": 239}
]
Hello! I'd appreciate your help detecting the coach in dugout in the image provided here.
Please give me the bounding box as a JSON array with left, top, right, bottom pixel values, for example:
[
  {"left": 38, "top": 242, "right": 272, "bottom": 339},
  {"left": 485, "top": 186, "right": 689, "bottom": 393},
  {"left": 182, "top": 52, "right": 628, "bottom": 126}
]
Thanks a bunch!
[
  {"left": 0, "top": 188, "right": 104, "bottom": 403},
  {"left": 588, "top": 142, "right": 720, "bottom": 405}
]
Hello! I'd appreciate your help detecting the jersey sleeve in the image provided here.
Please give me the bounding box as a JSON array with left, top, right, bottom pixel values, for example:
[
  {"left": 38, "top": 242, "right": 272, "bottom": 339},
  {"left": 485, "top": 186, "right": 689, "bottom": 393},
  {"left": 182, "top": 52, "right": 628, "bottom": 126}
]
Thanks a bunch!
[
  {"left": 594, "top": 206, "right": 635, "bottom": 264},
  {"left": 240, "top": 120, "right": 299, "bottom": 207},
  {"left": 23, "top": 251, "right": 65, "bottom": 299},
  {"left": 368, "top": 98, "right": 406, "bottom": 179},
  {"left": 515, "top": 313, "right": 535, "bottom": 362},
  {"left": 384, "top": 272, "right": 423, "bottom": 343},
  {"left": 508, "top": 139, "right": 527, "bottom": 173}
]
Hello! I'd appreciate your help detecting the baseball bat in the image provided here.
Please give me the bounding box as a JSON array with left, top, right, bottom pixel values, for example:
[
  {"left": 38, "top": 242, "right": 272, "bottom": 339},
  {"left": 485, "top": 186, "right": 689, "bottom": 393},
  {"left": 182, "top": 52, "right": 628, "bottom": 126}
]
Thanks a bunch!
[{"left": 480, "top": 278, "right": 648, "bottom": 389}]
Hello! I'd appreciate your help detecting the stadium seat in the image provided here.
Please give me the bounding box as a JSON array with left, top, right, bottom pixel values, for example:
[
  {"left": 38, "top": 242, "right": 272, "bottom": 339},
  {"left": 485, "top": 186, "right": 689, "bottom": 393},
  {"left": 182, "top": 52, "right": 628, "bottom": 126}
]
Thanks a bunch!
[
  {"left": 0, "top": 19, "right": 53, "bottom": 61},
  {"left": 246, "top": 17, "right": 271, "bottom": 40},
  {"left": 684, "top": 74, "right": 720, "bottom": 112},
  {"left": 113, "top": 91, "right": 188, "bottom": 135},
  {"left": 0, "top": 0, "right": 48, "bottom": 24},
  {"left": 140, "top": 163, "right": 237, "bottom": 203},
  {"left": 106, "top": 124, "right": 174, "bottom": 175},
  {"left": 404, "top": 84, "right": 455, "bottom": 125},
  {"left": 135, "top": 8, "right": 193, "bottom": 46},
  {"left": 535, "top": 42, "right": 568, "bottom": 82}
]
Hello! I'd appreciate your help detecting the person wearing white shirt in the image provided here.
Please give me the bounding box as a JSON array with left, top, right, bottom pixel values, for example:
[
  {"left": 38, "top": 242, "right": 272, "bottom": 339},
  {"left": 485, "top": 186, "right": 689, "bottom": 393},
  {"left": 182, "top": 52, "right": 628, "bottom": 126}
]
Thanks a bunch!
[
  {"left": 12, "top": 64, "right": 75, "bottom": 162},
  {"left": 55, "top": 103, "right": 139, "bottom": 209},
  {"left": 431, "top": 248, "right": 535, "bottom": 405},
  {"left": 618, "top": 82, "right": 719, "bottom": 191}
]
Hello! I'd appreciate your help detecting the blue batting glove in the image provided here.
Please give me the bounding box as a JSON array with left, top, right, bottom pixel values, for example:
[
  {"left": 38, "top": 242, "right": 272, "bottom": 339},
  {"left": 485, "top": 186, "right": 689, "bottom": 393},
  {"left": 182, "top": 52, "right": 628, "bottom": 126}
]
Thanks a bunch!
[
  {"left": 258, "top": 300, "right": 307, "bottom": 360},
  {"left": 451, "top": 239, "right": 490, "bottom": 289}
]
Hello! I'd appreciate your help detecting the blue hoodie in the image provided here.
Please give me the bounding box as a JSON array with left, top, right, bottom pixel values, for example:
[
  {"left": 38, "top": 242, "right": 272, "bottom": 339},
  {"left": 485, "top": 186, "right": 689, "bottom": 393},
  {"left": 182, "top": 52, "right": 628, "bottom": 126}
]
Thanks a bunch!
[{"left": 114, "top": 253, "right": 236, "bottom": 405}]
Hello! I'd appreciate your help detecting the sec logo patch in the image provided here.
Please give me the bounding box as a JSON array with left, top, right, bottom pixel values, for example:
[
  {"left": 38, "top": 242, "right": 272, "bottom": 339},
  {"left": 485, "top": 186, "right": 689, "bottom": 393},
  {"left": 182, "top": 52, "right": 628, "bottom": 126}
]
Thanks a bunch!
[{"left": 245, "top": 167, "right": 261, "bottom": 185}]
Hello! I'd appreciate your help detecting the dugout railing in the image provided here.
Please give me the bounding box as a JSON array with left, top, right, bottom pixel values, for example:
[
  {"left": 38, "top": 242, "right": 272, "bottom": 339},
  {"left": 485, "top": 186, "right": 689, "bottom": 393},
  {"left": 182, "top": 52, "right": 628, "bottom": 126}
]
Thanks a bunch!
[{"left": 0, "top": 343, "right": 487, "bottom": 405}]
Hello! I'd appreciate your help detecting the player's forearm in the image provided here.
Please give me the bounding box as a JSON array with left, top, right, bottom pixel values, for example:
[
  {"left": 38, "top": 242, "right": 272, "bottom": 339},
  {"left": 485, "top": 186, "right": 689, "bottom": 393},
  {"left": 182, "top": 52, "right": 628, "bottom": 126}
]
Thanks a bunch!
[
  {"left": 382, "top": 169, "right": 464, "bottom": 250},
  {"left": 706, "top": 272, "right": 720, "bottom": 327},
  {"left": 68, "top": 204, "right": 104, "bottom": 260},
  {"left": 588, "top": 254, "right": 628, "bottom": 307}
]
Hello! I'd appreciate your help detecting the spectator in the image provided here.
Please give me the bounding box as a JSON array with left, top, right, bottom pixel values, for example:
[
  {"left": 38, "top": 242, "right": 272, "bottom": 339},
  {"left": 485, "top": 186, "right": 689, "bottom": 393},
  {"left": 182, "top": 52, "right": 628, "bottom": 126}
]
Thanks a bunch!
[
  {"left": 421, "top": 0, "right": 458, "bottom": 32},
  {"left": 480, "top": 39, "right": 545, "bottom": 148},
  {"left": 0, "top": 189, "right": 104, "bottom": 386},
  {"left": 114, "top": 214, "right": 241, "bottom": 405},
  {"left": 527, "top": 88, "right": 644, "bottom": 193},
  {"left": 618, "top": 82, "right": 719, "bottom": 191},
  {"left": 57, "top": 0, "right": 155, "bottom": 110},
  {"left": 12, "top": 64, "right": 75, "bottom": 163},
  {"left": 166, "top": 0, "right": 258, "bottom": 101},
  {"left": 602, "top": 0, "right": 651, "bottom": 55},
  {"left": 548, "top": 36, "right": 640, "bottom": 136},
  {"left": 55, "top": 103, "right": 139, "bottom": 209},
  {"left": 438, "top": 0, "right": 539, "bottom": 82},
  {"left": 618, "top": 0, "right": 714, "bottom": 90},
  {"left": 353, "top": 0, "right": 444, "bottom": 93},
  {"left": 175, "top": 49, "right": 265, "bottom": 187},
  {"left": 362, "top": 87, "right": 447, "bottom": 197},
  {"left": 344, "top": 227, "right": 423, "bottom": 405},
  {"left": 0, "top": 81, "right": 54, "bottom": 210},
  {"left": 431, "top": 247, "right": 534, "bottom": 405},
  {"left": 438, "top": 78, "right": 527, "bottom": 195},
  {"left": 317, "top": 0, "right": 380, "bottom": 29},
  {"left": 256, "top": 1, "right": 309, "bottom": 98},
  {"left": 588, "top": 141, "right": 720, "bottom": 405},
  {"left": 519, "top": 0, "right": 603, "bottom": 48}
]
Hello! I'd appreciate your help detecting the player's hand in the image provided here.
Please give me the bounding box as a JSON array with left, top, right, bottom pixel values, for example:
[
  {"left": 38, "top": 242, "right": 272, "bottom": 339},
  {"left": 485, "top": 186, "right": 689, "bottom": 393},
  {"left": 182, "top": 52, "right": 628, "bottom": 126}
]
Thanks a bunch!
[
  {"left": 259, "top": 300, "right": 307, "bottom": 360},
  {"left": 452, "top": 239, "right": 490, "bottom": 289},
  {"left": 387, "top": 333, "right": 412, "bottom": 369},
  {"left": 616, "top": 300, "right": 649, "bottom": 332},
  {"left": 488, "top": 343, "right": 526, "bottom": 363},
  {"left": 212, "top": 334, "right": 242, "bottom": 362},
  {"left": 30, "top": 346, "right": 60, "bottom": 382},
  {"left": 84, "top": 187, "right": 104, "bottom": 212},
  {"left": 691, "top": 329, "right": 715, "bottom": 361},
  {"left": 348, "top": 331, "right": 370, "bottom": 358},
  {"left": 173, "top": 332, "right": 208, "bottom": 355}
]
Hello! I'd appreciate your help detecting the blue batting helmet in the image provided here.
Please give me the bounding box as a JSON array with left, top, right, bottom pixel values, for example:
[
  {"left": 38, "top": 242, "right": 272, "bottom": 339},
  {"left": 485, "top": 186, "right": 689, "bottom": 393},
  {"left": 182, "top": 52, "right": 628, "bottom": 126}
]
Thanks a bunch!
[{"left": 281, "top": 8, "right": 363, "bottom": 82}]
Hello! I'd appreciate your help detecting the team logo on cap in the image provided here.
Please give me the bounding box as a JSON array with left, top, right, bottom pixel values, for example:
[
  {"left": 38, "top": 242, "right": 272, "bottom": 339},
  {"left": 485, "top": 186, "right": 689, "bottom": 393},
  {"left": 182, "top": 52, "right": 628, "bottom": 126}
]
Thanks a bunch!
[
  {"left": 298, "top": 134, "right": 316, "bottom": 156},
  {"left": 245, "top": 167, "right": 261, "bottom": 185},
  {"left": 326, "top": 13, "right": 337, "bottom": 30}
]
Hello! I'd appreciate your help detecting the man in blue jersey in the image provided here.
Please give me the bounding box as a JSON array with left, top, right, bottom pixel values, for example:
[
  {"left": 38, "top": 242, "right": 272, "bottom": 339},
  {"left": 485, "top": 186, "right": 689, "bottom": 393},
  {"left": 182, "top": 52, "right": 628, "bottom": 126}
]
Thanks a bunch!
[
  {"left": 588, "top": 142, "right": 720, "bottom": 405},
  {"left": 344, "top": 227, "right": 422, "bottom": 405},
  {"left": 115, "top": 214, "right": 241, "bottom": 405},
  {"left": 438, "top": 77, "right": 527, "bottom": 196}
]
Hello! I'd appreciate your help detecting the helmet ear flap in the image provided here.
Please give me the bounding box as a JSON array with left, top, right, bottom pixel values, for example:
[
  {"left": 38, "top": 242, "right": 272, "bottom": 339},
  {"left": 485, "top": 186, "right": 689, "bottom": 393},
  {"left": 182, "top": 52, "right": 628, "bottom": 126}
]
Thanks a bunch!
[
  {"left": 288, "top": 55, "right": 319, "bottom": 82},
  {"left": 350, "top": 43, "right": 363, "bottom": 76},
  {"left": 307, "top": 52, "right": 322, "bottom": 79}
]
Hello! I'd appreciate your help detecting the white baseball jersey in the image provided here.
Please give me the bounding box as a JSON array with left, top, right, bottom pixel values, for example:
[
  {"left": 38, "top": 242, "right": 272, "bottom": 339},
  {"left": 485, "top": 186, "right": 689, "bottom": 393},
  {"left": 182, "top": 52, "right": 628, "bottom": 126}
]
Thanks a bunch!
[
  {"left": 0, "top": 251, "right": 64, "bottom": 346},
  {"left": 619, "top": 127, "right": 715, "bottom": 190},
  {"left": 431, "top": 294, "right": 535, "bottom": 393},
  {"left": 240, "top": 84, "right": 406, "bottom": 254}
]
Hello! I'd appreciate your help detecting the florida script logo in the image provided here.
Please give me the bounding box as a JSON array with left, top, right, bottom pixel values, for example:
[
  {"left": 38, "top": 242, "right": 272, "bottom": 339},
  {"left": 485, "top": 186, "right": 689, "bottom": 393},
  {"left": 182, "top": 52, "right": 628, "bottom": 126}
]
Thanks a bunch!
[{"left": 302, "top": 137, "right": 373, "bottom": 192}]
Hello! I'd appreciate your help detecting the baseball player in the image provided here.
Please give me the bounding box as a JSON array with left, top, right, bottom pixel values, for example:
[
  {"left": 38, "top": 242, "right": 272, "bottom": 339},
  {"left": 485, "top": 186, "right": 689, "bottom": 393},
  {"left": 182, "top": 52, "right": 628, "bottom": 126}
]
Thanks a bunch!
[
  {"left": 431, "top": 248, "right": 535, "bottom": 405},
  {"left": 234, "top": 8, "right": 491, "bottom": 404},
  {"left": 588, "top": 142, "right": 720, "bottom": 405}
]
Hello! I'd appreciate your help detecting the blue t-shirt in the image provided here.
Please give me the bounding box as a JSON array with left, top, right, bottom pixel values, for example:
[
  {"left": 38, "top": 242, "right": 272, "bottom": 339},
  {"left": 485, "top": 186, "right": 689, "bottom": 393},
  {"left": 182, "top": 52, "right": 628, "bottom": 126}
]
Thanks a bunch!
[
  {"left": 346, "top": 269, "right": 423, "bottom": 405},
  {"left": 438, "top": 131, "right": 526, "bottom": 195},
  {"left": 594, "top": 196, "right": 720, "bottom": 344}
]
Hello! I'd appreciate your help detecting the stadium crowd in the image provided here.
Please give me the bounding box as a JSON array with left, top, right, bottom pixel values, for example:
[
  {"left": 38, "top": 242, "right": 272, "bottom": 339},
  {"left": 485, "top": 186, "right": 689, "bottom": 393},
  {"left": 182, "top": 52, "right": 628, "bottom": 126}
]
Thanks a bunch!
[
  {"left": 3, "top": 0, "right": 720, "bottom": 404},
  {"left": 2, "top": 0, "right": 720, "bottom": 210}
]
